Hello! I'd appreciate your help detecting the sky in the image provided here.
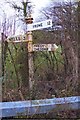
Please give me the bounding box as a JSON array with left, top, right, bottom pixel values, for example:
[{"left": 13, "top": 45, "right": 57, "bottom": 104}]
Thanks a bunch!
[
  {"left": 0, "top": 0, "right": 51, "bottom": 35},
  {"left": 0, "top": 0, "right": 50, "bottom": 19},
  {"left": 31, "top": 0, "right": 50, "bottom": 20},
  {"left": 0, "top": 0, "right": 73, "bottom": 19},
  {"left": 0, "top": 0, "right": 76, "bottom": 35},
  {"left": 0, "top": 0, "right": 75, "bottom": 20}
]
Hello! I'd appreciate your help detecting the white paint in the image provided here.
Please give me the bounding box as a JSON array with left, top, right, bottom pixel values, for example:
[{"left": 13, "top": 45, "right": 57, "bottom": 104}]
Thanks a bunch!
[
  {"left": 48, "top": 44, "right": 52, "bottom": 51},
  {"left": 33, "top": 44, "right": 48, "bottom": 51},
  {"left": 27, "top": 19, "right": 52, "bottom": 31},
  {"left": 33, "top": 44, "right": 58, "bottom": 51}
]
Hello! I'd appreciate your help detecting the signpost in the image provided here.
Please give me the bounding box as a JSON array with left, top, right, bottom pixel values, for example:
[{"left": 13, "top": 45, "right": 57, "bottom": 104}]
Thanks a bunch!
[
  {"left": 6, "top": 19, "right": 58, "bottom": 93},
  {"left": 1, "top": 2, "right": 79, "bottom": 118},
  {"left": 6, "top": 17, "right": 58, "bottom": 95},
  {"left": 27, "top": 19, "right": 52, "bottom": 31}
]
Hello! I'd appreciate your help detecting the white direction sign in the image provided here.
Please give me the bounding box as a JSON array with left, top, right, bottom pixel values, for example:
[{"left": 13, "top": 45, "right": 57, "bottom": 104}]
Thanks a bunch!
[
  {"left": 27, "top": 19, "right": 52, "bottom": 31},
  {"left": 33, "top": 44, "right": 58, "bottom": 51},
  {"left": 7, "top": 34, "right": 26, "bottom": 42}
]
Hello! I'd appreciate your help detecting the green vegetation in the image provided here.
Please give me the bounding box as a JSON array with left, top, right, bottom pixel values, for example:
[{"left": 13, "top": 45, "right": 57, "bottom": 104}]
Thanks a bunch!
[
  {"left": 1, "top": 1, "right": 79, "bottom": 118},
  {"left": 3, "top": 38, "right": 63, "bottom": 90},
  {"left": 34, "top": 45, "right": 63, "bottom": 81}
]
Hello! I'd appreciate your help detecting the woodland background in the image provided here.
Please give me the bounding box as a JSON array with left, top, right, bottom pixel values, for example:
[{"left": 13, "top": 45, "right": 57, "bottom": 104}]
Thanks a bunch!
[{"left": 0, "top": 0, "right": 80, "bottom": 118}]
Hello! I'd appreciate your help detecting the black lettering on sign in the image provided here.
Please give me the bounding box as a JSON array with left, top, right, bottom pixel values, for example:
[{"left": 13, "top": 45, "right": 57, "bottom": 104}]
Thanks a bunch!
[
  {"left": 22, "top": 36, "right": 26, "bottom": 40},
  {"left": 33, "top": 25, "right": 36, "bottom": 28},
  {"left": 37, "top": 23, "right": 42, "bottom": 27},
  {"left": 47, "top": 21, "right": 51, "bottom": 25},
  {"left": 33, "top": 23, "right": 43, "bottom": 28},
  {"left": 40, "top": 23, "right": 42, "bottom": 27}
]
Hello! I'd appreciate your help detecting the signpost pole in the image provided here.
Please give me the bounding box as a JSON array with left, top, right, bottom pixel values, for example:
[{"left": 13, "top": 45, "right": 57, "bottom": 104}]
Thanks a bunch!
[
  {"left": 27, "top": 31, "right": 34, "bottom": 91},
  {"left": 25, "top": 1, "right": 34, "bottom": 98}
]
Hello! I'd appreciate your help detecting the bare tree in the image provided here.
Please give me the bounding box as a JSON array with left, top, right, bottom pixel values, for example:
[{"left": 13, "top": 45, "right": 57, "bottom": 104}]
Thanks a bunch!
[
  {"left": 1, "top": 0, "right": 30, "bottom": 92},
  {"left": 41, "top": 1, "right": 78, "bottom": 95}
]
